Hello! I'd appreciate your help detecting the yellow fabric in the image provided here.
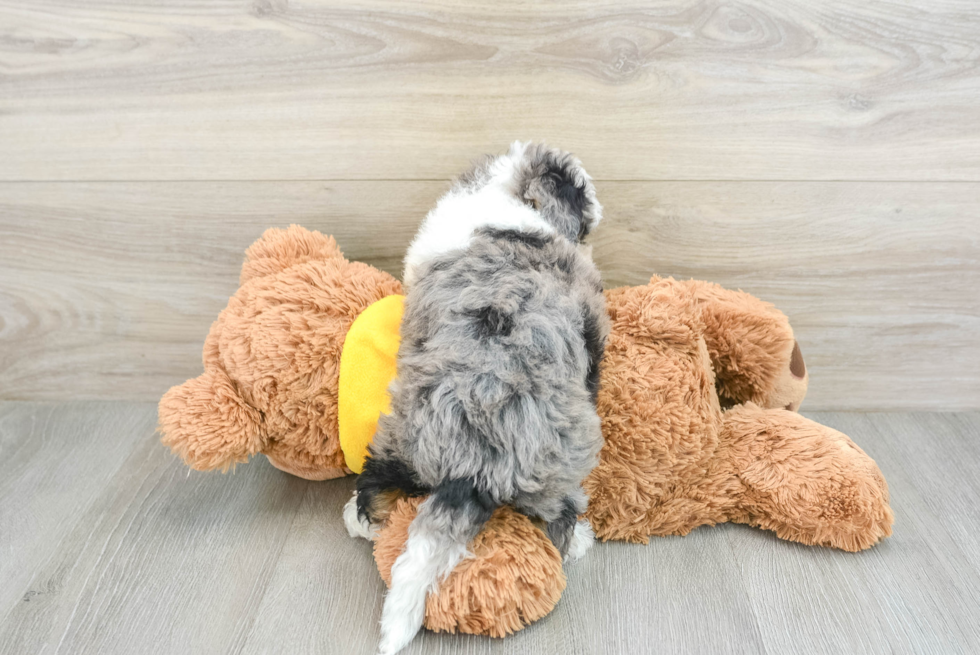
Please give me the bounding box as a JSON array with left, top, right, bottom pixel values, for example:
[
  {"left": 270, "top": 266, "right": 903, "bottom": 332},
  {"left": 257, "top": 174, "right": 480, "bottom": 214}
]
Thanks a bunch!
[{"left": 338, "top": 294, "right": 404, "bottom": 473}]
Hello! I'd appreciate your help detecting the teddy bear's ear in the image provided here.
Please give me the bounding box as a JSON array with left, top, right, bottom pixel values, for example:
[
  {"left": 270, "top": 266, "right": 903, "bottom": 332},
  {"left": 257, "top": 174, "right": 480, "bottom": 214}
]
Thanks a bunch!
[
  {"left": 158, "top": 368, "right": 265, "bottom": 472},
  {"left": 239, "top": 225, "right": 346, "bottom": 285}
]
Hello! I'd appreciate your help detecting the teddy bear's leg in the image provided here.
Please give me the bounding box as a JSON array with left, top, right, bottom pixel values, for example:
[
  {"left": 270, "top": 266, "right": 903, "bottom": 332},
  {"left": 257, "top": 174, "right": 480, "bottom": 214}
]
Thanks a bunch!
[
  {"left": 665, "top": 277, "right": 808, "bottom": 411},
  {"left": 722, "top": 403, "right": 893, "bottom": 552},
  {"left": 372, "top": 497, "right": 567, "bottom": 638}
]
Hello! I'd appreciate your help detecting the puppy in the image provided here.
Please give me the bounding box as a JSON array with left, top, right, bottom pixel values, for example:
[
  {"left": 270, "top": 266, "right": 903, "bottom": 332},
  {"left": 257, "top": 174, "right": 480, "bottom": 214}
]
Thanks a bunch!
[{"left": 345, "top": 142, "right": 608, "bottom": 655}]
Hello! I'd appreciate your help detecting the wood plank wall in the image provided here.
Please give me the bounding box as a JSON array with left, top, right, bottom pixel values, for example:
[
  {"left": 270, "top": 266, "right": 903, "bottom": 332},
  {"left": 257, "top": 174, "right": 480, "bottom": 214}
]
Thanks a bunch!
[{"left": 1, "top": 0, "right": 978, "bottom": 409}]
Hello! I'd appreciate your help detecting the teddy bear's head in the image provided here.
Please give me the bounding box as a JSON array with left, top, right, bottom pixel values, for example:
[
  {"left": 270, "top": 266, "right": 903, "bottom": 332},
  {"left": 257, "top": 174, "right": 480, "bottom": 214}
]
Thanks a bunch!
[
  {"left": 158, "top": 226, "right": 402, "bottom": 480},
  {"left": 684, "top": 278, "right": 809, "bottom": 412}
]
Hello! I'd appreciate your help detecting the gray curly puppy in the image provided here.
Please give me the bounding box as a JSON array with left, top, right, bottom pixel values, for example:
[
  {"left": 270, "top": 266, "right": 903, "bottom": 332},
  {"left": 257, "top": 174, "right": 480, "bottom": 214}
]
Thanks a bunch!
[{"left": 344, "top": 142, "right": 608, "bottom": 655}]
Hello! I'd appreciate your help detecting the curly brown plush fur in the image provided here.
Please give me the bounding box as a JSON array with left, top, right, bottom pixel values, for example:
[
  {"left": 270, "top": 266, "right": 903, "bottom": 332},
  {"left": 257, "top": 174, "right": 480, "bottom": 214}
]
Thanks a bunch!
[
  {"left": 585, "top": 277, "right": 892, "bottom": 551},
  {"left": 159, "top": 225, "right": 402, "bottom": 480},
  {"left": 373, "top": 497, "right": 566, "bottom": 637},
  {"left": 159, "top": 226, "right": 893, "bottom": 638},
  {"left": 372, "top": 277, "right": 891, "bottom": 635}
]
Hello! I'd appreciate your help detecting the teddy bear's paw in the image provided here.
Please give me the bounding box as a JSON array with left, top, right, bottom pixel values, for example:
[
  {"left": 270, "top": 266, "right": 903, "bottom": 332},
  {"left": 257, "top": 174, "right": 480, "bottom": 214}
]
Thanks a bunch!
[
  {"left": 344, "top": 492, "right": 379, "bottom": 540},
  {"left": 565, "top": 520, "right": 595, "bottom": 563}
]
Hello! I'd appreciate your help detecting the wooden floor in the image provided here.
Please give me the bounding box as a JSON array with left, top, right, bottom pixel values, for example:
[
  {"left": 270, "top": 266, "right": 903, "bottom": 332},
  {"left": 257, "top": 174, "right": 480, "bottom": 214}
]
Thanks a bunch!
[
  {"left": 1, "top": 401, "right": 978, "bottom": 654},
  {"left": 1, "top": 2, "right": 978, "bottom": 652}
]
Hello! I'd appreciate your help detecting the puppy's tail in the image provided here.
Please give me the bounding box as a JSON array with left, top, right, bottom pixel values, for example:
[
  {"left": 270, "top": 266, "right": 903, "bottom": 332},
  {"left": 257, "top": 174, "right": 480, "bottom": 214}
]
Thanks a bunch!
[{"left": 377, "top": 478, "right": 495, "bottom": 655}]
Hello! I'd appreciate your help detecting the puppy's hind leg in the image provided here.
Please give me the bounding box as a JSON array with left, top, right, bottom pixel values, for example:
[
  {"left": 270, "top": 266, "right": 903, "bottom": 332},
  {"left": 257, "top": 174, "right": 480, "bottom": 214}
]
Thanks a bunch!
[
  {"left": 343, "top": 492, "right": 378, "bottom": 540},
  {"left": 347, "top": 455, "right": 427, "bottom": 540},
  {"left": 544, "top": 494, "right": 594, "bottom": 562},
  {"left": 566, "top": 519, "right": 595, "bottom": 562}
]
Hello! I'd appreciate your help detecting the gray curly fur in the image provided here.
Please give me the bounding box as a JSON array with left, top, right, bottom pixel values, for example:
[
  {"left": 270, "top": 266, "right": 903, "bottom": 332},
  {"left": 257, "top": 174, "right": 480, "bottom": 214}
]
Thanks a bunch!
[{"left": 357, "top": 143, "right": 608, "bottom": 558}]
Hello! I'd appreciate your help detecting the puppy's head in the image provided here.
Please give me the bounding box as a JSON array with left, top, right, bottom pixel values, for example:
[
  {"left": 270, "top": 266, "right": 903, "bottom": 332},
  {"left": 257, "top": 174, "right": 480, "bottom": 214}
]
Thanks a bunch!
[
  {"left": 514, "top": 142, "right": 602, "bottom": 242},
  {"left": 455, "top": 141, "right": 603, "bottom": 243}
]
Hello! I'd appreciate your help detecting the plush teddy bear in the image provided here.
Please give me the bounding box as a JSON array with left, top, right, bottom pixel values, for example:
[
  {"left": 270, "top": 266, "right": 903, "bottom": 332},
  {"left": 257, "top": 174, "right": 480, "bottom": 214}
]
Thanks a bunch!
[
  {"left": 159, "top": 225, "right": 893, "bottom": 637},
  {"left": 159, "top": 225, "right": 401, "bottom": 480}
]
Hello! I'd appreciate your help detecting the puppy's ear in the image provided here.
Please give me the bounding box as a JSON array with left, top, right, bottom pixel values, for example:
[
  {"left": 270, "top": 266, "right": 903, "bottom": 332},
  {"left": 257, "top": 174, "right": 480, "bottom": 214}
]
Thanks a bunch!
[{"left": 519, "top": 145, "right": 602, "bottom": 242}]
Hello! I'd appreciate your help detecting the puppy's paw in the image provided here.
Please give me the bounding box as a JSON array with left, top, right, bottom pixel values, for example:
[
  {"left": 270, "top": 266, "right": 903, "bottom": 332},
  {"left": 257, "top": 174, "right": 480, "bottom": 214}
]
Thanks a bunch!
[
  {"left": 344, "top": 492, "right": 379, "bottom": 540},
  {"left": 565, "top": 520, "right": 595, "bottom": 563}
]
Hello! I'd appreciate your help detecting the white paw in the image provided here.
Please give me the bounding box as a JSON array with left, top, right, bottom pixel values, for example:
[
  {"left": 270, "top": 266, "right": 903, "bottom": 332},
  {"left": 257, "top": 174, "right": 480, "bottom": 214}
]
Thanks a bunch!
[
  {"left": 565, "top": 520, "right": 595, "bottom": 562},
  {"left": 344, "top": 493, "right": 378, "bottom": 540}
]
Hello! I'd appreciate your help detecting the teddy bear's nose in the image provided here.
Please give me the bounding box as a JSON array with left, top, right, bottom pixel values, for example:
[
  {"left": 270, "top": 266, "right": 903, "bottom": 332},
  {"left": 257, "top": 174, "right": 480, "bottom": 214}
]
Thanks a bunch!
[{"left": 790, "top": 341, "right": 806, "bottom": 379}]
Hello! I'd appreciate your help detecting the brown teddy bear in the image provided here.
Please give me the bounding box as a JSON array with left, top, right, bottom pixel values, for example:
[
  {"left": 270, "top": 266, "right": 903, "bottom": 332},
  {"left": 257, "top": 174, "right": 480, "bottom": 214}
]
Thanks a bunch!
[{"left": 159, "top": 225, "right": 893, "bottom": 637}]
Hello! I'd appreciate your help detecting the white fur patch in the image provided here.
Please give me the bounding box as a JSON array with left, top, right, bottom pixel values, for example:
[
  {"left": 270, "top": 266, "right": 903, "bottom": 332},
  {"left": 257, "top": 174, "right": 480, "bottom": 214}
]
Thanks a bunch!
[
  {"left": 343, "top": 492, "right": 378, "bottom": 541},
  {"left": 377, "top": 510, "right": 470, "bottom": 654},
  {"left": 565, "top": 520, "right": 595, "bottom": 562},
  {"left": 402, "top": 143, "right": 555, "bottom": 289}
]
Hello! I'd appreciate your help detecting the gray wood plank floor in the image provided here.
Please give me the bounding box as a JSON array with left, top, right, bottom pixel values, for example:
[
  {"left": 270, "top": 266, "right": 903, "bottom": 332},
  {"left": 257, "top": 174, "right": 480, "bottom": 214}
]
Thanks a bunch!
[{"left": 1, "top": 402, "right": 978, "bottom": 654}]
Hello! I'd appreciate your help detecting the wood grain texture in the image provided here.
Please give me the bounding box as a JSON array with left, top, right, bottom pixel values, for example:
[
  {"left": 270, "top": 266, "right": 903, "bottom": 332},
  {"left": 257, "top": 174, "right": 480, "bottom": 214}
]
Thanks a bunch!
[
  {"left": 1, "top": 0, "right": 979, "bottom": 181},
  {"left": 1, "top": 402, "right": 979, "bottom": 654},
  {"left": 0, "top": 402, "right": 311, "bottom": 655},
  {"left": 1, "top": 181, "right": 977, "bottom": 409},
  {"left": 0, "top": 180, "right": 438, "bottom": 403},
  {"left": 0, "top": 403, "right": 154, "bottom": 615},
  {"left": 725, "top": 412, "right": 980, "bottom": 653}
]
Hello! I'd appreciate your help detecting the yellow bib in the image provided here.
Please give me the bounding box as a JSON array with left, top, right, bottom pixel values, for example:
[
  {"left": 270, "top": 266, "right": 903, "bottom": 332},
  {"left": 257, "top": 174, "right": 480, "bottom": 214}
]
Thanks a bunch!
[{"left": 337, "top": 294, "right": 404, "bottom": 473}]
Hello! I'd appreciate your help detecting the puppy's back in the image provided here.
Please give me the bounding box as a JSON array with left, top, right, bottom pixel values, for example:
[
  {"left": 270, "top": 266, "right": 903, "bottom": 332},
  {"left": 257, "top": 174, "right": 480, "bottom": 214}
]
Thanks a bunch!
[{"left": 389, "top": 225, "right": 605, "bottom": 504}]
